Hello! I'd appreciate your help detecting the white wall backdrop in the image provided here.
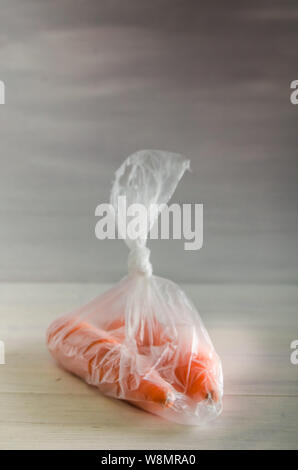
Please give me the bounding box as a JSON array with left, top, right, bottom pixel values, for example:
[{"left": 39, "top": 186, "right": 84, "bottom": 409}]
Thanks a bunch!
[{"left": 0, "top": 0, "right": 297, "bottom": 283}]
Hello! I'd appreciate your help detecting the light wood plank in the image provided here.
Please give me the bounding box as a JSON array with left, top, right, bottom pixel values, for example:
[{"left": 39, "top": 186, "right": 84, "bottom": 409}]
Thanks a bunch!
[
  {"left": 0, "top": 394, "right": 297, "bottom": 450},
  {"left": 0, "top": 283, "right": 297, "bottom": 449}
]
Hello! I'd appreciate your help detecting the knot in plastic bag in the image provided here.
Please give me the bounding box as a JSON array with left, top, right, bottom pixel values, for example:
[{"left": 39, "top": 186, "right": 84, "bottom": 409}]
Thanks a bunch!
[{"left": 128, "top": 246, "right": 152, "bottom": 277}]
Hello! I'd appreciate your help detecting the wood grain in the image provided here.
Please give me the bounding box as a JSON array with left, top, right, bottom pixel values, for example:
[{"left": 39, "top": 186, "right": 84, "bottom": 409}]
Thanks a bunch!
[{"left": 0, "top": 283, "right": 297, "bottom": 449}]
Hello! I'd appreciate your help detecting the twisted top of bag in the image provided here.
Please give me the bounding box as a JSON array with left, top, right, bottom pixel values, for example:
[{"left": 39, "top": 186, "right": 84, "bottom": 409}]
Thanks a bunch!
[
  {"left": 128, "top": 246, "right": 152, "bottom": 277},
  {"left": 110, "top": 150, "right": 190, "bottom": 278}
]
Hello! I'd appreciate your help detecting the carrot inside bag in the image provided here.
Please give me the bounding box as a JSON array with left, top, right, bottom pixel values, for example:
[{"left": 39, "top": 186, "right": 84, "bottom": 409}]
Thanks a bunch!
[
  {"left": 104, "top": 314, "right": 221, "bottom": 403},
  {"left": 47, "top": 316, "right": 175, "bottom": 409},
  {"left": 47, "top": 314, "right": 221, "bottom": 409}
]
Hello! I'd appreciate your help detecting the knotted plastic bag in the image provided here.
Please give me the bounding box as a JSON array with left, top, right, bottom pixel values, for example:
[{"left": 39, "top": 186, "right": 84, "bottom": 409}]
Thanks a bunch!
[{"left": 46, "top": 150, "right": 223, "bottom": 425}]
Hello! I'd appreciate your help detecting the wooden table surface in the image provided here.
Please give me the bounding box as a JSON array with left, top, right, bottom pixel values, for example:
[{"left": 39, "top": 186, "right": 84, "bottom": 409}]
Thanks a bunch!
[{"left": 0, "top": 283, "right": 297, "bottom": 450}]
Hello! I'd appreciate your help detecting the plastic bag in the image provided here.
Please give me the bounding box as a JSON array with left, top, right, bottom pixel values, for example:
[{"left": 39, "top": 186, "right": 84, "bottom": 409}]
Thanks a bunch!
[{"left": 46, "top": 150, "right": 223, "bottom": 425}]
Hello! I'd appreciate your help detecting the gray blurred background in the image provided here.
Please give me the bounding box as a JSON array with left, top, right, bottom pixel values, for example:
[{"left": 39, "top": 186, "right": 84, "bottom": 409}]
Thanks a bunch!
[{"left": 0, "top": 0, "right": 297, "bottom": 283}]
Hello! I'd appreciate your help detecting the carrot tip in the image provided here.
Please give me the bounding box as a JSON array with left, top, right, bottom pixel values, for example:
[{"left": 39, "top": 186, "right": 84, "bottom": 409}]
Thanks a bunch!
[{"left": 164, "top": 391, "right": 175, "bottom": 408}]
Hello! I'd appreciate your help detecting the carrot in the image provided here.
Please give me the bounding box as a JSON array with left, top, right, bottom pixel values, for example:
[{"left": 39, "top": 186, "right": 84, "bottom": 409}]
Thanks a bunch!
[
  {"left": 174, "top": 352, "right": 220, "bottom": 403},
  {"left": 48, "top": 315, "right": 220, "bottom": 406},
  {"left": 47, "top": 316, "right": 175, "bottom": 408},
  {"left": 105, "top": 315, "right": 170, "bottom": 347},
  {"left": 105, "top": 315, "right": 221, "bottom": 403}
]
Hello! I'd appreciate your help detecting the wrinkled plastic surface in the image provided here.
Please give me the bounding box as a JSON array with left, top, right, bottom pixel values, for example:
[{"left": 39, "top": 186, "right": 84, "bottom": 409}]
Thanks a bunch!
[{"left": 47, "top": 150, "right": 223, "bottom": 425}]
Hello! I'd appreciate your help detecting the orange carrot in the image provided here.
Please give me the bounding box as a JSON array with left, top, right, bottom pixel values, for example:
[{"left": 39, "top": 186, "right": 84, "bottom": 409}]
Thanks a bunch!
[
  {"left": 48, "top": 315, "right": 220, "bottom": 406},
  {"left": 105, "top": 315, "right": 221, "bottom": 403},
  {"left": 175, "top": 352, "right": 220, "bottom": 403},
  {"left": 47, "top": 316, "right": 175, "bottom": 408},
  {"left": 106, "top": 315, "right": 170, "bottom": 347}
]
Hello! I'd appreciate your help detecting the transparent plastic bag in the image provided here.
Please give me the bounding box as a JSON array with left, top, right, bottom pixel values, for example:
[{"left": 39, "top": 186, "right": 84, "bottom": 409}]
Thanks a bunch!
[{"left": 46, "top": 150, "right": 223, "bottom": 425}]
